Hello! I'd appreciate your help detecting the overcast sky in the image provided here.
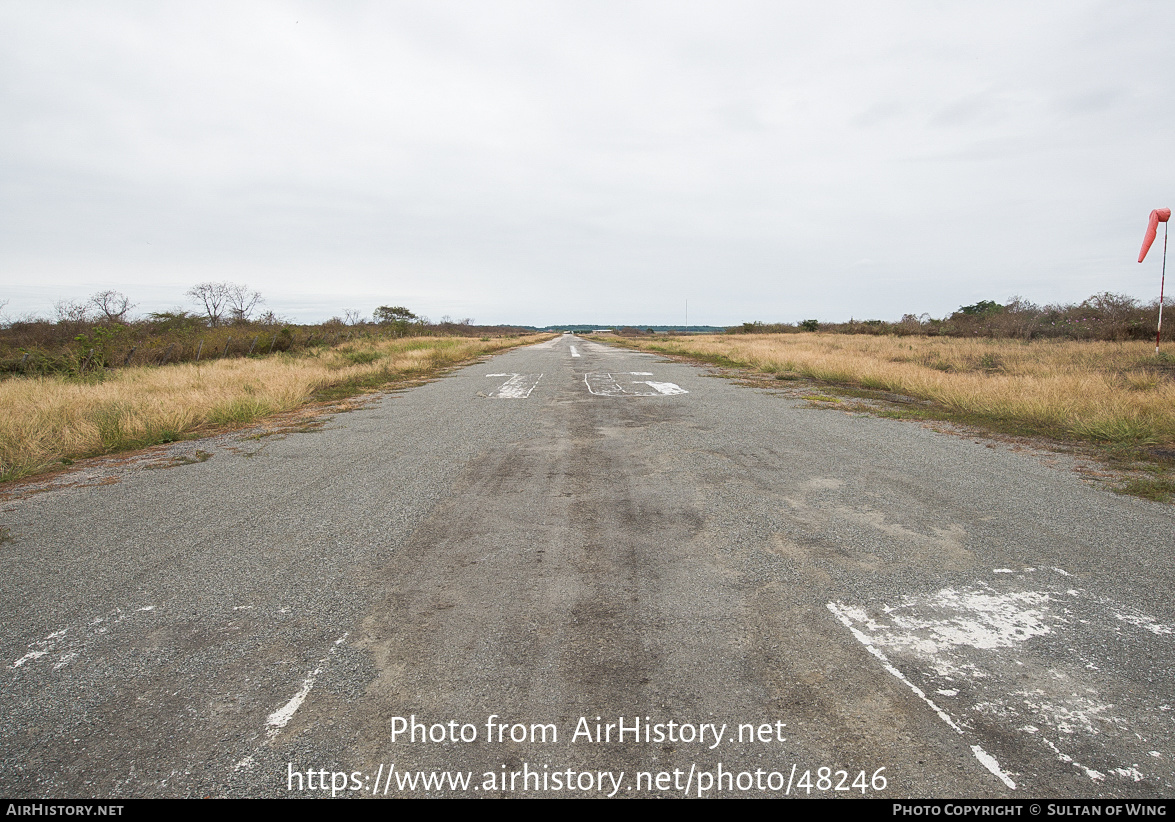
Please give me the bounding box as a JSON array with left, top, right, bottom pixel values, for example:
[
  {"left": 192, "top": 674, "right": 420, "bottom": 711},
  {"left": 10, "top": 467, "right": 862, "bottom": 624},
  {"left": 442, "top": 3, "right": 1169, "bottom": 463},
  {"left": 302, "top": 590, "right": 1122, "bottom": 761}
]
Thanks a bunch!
[{"left": 3, "top": 1, "right": 1174, "bottom": 326}]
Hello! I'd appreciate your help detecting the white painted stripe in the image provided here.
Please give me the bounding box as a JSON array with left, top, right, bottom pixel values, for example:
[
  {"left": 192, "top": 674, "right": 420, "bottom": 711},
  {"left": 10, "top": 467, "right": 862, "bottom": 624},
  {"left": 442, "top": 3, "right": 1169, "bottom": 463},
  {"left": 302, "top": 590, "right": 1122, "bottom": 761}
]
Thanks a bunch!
[
  {"left": 496, "top": 375, "right": 530, "bottom": 398},
  {"left": 970, "top": 745, "right": 1017, "bottom": 790},
  {"left": 1038, "top": 734, "right": 1105, "bottom": 782},
  {"left": 585, "top": 373, "right": 689, "bottom": 396},
  {"left": 584, "top": 373, "right": 626, "bottom": 396},
  {"left": 264, "top": 633, "right": 348, "bottom": 739},
  {"left": 639, "top": 381, "right": 688, "bottom": 395},
  {"left": 570, "top": 346, "right": 580, "bottom": 357},
  {"left": 827, "top": 604, "right": 964, "bottom": 733},
  {"left": 827, "top": 603, "right": 1016, "bottom": 790},
  {"left": 488, "top": 373, "right": 542, "bottom": 398},
  {"left": 11, "top": 628, "right": 68, "bottom": 669},
  {"left": 266, "top": 678, "right": 317, "bottom": 737},
  {"left": 12, "top": 648, "right": 50, "bottom": 668}
]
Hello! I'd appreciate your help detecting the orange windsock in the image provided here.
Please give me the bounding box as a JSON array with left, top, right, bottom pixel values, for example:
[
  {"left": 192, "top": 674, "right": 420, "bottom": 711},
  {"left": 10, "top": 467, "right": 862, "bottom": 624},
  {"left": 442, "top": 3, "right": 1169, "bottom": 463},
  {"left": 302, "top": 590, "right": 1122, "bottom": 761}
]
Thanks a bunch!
[{"left": 1139, "top": 207, "right": 1172, "bottom": 262}]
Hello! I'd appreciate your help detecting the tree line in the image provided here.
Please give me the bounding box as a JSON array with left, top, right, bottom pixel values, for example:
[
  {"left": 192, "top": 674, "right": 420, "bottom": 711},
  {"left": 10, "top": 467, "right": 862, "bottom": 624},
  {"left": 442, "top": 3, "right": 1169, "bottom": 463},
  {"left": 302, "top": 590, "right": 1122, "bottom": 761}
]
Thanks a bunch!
[{"left": 730, "top": 293, "right": 1169, "bottom": 342}]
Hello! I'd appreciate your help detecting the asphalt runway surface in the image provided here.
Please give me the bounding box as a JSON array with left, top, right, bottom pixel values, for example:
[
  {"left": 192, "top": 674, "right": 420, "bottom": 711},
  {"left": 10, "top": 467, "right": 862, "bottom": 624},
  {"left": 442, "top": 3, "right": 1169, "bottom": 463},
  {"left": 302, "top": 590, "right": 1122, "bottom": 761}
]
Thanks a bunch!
[{"left": 2, "top": 335, "right": 1174, "bottom": 798}]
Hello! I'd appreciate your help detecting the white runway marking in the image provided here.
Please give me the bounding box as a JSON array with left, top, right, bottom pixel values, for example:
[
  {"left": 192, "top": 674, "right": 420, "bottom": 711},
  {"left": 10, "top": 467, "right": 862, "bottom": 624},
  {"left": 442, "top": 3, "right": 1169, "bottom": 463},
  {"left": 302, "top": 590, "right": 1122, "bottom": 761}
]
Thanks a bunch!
[
  {"left": 639, "top": 381, "right": 688, "bottom": 395},
  {"left": 485, "top": 373, "right": 543, "bottom": 398},
  {"left": 584, "top": 373, "right": 688, "bottom": 397},
  {"left": 265, "top": 633, "right": 349, "bottom": 739},
  {"left": 827, "top": 602, "right": 1016, "bottom": 789},
  {"left": 570, "top": 346, "right": 580, "bottom": 358},
  {"left": 11, "top": 628, "right": 67, "bottom": 668},
  {"left": 10, "top": 605, "right": 159, "bottom": 671},
  {"left": 830, "top": 567, "right": 1175, "bottom": 790},
  {"left": 234, "top": 633, "right": 350, "bottom": 772}
]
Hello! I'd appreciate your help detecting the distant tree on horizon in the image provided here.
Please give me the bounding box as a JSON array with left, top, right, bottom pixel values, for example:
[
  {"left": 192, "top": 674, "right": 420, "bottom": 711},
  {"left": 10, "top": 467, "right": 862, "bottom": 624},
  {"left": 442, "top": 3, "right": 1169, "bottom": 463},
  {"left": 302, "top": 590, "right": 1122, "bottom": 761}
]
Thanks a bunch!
[
  {"left": 89, "top": 290, "right": 135, "bottom": 323},
  {"left": 187, "top": 282, "right": 264, "bottom": 326},
  {"left": 374, "top": 305, "right": 417, "bottom": 324}
]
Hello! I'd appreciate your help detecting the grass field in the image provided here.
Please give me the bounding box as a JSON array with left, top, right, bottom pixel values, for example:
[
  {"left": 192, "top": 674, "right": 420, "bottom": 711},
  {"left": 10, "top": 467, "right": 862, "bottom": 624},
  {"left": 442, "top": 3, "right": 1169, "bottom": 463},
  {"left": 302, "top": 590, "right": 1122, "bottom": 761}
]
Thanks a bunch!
[
  {"left": 0, "top": 334, "right": 550, "bottom": 483},
  {"left": 608, "top": 333, "right": 1175, "bottom": 500}
]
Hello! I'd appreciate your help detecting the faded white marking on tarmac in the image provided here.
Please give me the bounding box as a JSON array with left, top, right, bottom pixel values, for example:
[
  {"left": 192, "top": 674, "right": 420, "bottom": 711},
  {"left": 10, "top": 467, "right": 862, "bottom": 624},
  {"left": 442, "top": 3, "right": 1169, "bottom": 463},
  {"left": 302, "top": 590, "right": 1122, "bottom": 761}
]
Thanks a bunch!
[
  {"left": 970, "top": 746, "right": 1018, "bottom": 789},
  {"left": 827, "top": 602, "right": 1015, "bottom": 788},
  {"left": 827, "top": 603, "right": 967, "bottom": 735},
  {"left": 1113, "top": 611, "right": 1174, "bottom": 635},
  {"left": 234, "top": 633, "right": 353, "bottom": 771},
  {"left": 10, "top": 606, "right": 157, "bottom": 670},
  {"left": 265, "top": 633, "right": 349, "bottom": 739},
  {"left": 570, "top": 346, "right": 580, "bottom": 358},
  {"left": 830, "top": 568, "right": 1175, "bottom": 790},
  {"left": 1033, "top": 731, "right": 1105, "bottom": 781},
  {"left": 638, "top": 381, "right": 688, "bottom": 395},
  {"left": 11, "top": 628, "right": 66, "bottom": 668},
  {"left": 485, "top": 374, "right": 543, "bottom": 399},
  {"left": 584, "top": 373, "right": 688, "bottom": 397}
]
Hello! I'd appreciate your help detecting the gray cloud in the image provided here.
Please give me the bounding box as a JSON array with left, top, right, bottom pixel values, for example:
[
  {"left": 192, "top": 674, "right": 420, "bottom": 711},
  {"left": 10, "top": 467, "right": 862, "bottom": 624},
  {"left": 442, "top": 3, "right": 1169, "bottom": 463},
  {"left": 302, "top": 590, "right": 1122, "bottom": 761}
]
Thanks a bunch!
[{"left": 3, "top": 1, "right": 1174, "bottom": 326}]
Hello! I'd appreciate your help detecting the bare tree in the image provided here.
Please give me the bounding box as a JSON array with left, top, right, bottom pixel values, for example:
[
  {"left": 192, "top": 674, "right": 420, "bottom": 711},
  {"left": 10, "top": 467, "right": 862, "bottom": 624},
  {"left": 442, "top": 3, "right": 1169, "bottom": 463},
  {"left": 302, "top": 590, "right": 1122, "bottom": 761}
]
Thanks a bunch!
[
  {"left": 89, "top": 290, "right": 135, "bottom": 322},
  {"left": 226, "top": 284, "right": 264, "bottom": 323},
  {"left": 186, "top": 282, "right": 263, "bottom": 326},
  {"left": 187, "top": 282, "right": 231, "bottom": 326},
  {"left": 343, "top": 308, "right": 365, "bottom": 325},
  {"left": 53, "top": 299, "right": 91, "bottom": 324},
  {"left": 254, "top": 309, "right": 284, "bottom": 326}
]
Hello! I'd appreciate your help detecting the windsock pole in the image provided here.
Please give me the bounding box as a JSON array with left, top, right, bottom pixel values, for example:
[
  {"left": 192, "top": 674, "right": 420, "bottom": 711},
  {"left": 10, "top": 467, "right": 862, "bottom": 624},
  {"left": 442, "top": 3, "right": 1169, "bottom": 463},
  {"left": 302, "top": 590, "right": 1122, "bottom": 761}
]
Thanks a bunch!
[
  {"left": 1159, "top": 221, "right": 1168, "bottom": 354},
  {"left": 1137, "top": 207, "right": 1172, "bottom": 354}
]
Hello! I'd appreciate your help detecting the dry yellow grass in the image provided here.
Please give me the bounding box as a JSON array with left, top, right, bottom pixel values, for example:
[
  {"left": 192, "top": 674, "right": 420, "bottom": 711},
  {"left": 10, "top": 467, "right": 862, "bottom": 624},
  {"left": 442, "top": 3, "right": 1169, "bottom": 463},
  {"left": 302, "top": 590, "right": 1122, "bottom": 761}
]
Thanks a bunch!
[
  {"left": 0, "top": 335, "right": 550, "bottom": 482},
  {"left": 614, "top": 334, "right": 1175, "bottom": 446}
]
